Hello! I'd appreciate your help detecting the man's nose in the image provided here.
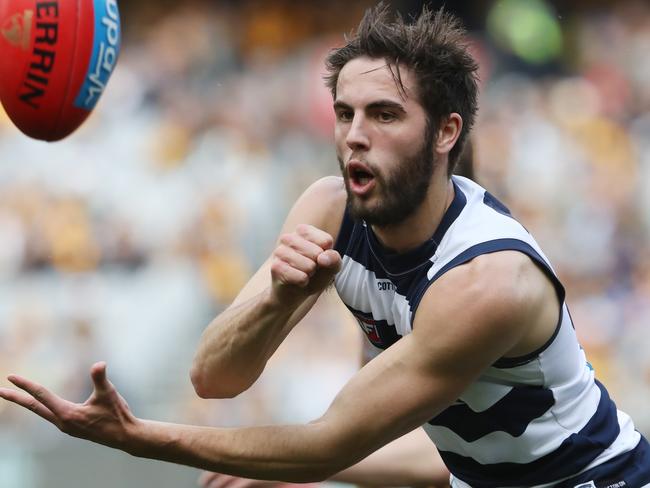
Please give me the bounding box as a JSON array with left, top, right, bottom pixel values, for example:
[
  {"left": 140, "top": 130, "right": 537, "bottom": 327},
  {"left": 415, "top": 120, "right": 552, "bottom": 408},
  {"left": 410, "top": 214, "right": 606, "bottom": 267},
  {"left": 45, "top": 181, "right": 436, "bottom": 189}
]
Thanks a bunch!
[{"left": 346, "top": 115, "right": 370, "bottom": 151}]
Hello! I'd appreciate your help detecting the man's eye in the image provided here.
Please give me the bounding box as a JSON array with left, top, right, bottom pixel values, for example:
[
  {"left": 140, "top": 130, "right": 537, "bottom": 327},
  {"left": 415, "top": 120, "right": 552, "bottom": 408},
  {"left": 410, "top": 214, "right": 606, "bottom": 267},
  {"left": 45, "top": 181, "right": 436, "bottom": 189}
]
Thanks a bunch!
[
  {"left": 337, "top": 111, "right": 353, "bottom": 122},
  {"left": 378, "top": 112, "right": 396, "bottom": 122}
]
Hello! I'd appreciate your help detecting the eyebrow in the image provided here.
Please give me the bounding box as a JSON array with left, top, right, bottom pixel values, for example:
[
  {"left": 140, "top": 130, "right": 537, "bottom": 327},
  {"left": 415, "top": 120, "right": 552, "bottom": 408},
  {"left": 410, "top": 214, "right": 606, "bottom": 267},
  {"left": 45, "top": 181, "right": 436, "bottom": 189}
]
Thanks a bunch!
[{"left": 333, "top": 99, "right": 406, "bottom": 113}]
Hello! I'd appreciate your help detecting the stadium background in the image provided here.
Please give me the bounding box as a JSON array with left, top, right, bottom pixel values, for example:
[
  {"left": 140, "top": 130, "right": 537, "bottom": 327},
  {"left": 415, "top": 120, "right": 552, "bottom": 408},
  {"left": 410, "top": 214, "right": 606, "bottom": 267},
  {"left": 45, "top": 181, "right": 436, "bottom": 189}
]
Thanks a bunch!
[{"left": 1, "top": 0, "right": 650, "bottom": 486}]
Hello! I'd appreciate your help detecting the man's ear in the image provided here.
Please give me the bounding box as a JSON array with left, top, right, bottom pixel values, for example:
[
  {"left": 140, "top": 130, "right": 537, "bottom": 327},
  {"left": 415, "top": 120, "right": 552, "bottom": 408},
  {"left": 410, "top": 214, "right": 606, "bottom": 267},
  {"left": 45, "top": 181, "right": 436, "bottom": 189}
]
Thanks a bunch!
[{"left": 435, "top": 113, "right": 463, "bottom": 156}]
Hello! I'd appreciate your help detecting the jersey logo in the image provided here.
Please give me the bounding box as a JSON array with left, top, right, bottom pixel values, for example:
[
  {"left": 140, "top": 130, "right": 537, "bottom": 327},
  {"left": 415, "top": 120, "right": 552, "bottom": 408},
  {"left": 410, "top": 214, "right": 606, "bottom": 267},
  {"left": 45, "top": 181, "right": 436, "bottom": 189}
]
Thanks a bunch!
[
  {"left": 604, "top": 482, "right": 626, "bottom": 488},
  {"left": 355, "top": 315, "right": 382, "bottom": 346},
  {"left": 376, "top": 280, "right": 396, "bottom": 291},
  {"left": 348, "top": 308, "right": 401, "bottom": 349}
]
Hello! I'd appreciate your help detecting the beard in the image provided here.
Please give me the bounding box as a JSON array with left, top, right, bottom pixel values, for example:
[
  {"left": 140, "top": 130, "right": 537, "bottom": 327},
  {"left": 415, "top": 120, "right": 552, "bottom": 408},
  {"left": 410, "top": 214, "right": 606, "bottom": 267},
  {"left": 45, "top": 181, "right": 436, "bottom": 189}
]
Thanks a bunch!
[{"left": 338, "top": 127, "right": 436, "bottom": 228}]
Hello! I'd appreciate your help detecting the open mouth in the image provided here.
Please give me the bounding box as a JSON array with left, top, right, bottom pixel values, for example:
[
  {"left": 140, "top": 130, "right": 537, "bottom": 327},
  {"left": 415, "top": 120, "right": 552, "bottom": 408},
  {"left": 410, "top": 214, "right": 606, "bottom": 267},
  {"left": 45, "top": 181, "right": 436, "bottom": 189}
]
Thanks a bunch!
[
  {"left": 347, "top": 161, "right": 376, "bottom": 195},
  {"left": 352, "top": 169, "right": 373, "bottom": 185},
  {"left": 348, "top": 161, "right": 375, "bottom": 184}
]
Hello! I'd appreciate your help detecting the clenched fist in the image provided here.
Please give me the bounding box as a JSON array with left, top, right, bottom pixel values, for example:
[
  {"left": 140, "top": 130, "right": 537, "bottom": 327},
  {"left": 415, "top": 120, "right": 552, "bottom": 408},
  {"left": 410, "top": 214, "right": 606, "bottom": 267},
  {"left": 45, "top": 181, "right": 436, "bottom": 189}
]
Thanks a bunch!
[{"left": 270, "top": 224, "right": 342, "bottom": 303}]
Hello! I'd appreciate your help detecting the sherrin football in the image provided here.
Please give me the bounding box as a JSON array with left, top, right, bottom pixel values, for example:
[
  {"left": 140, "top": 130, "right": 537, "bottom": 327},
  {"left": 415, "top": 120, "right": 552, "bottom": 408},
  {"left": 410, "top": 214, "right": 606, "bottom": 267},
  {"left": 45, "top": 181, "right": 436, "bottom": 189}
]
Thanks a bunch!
[{"left": 0, "top": 0, "right": 121, "bottom": 141}]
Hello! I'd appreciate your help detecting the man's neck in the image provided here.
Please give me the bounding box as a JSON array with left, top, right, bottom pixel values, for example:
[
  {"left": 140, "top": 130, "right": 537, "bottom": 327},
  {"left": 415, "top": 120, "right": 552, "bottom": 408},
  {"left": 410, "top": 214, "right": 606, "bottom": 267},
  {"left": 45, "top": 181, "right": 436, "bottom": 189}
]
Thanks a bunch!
[{"left": 371, "top": 176, "right": 455, "bottom": 254}]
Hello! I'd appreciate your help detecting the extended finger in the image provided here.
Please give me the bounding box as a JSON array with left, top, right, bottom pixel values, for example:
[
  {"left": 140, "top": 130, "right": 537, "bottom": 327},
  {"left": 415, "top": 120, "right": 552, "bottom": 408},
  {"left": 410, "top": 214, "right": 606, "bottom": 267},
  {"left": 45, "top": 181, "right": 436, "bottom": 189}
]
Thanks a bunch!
[
  {"left": 0, "top": 387, "right": 58, "bottom": 424},
  {"left": 6, "top": 375, "right": 66, "bottom": 415},
  {"left": 90, "top": 362, "right": 111, "bottom": 395},
  {"left": 295, "top": 224, "right": 334, "bottom": 250}
]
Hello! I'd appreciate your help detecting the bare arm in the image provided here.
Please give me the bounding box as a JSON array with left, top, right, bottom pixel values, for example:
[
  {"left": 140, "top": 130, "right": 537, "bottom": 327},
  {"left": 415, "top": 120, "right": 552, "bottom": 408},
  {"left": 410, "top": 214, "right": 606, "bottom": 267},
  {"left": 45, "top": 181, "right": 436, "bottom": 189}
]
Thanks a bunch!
[
  {"left": 0, "top": 251, "right": 557, "bottom": 482},
  {"left": 331, "top": 427, "right": 449, "bottom": 487},
  {"left": 189, "top": 265, "right": 320, "bottom": 399},
  {"left": 199, "top": 428, "right": 449, "bottom": 488},
  {"left": 326, "top": 331, "right": 450, "bottom": 487},
  {"left": 190, "top": 177, "right": 346, "bottom": 398},
  {"left": 198, "top": 331, "right": 450, "bottom": 487},
  {"left": 199, "top": 315, "right": 449, "bottom": 488}
]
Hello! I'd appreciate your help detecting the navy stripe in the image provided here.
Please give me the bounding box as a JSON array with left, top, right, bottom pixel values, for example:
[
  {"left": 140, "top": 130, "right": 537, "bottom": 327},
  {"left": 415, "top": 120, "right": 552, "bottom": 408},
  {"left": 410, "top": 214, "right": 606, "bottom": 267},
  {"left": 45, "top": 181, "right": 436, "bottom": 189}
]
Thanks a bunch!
[
  {"left": 334, "top": 206, "right": 355, "bottom": 256},
  {"left": 342, "top": 223, "right": 391, "bottom": 280},
  {"left": 432, "top": 181, "right": 467, "bottom": 248},
  {"left": 410, "top": 238, "right": 566, "bottom": 326},
  {"left": 441, "top": 381, "right": 620, "bottom": 487},
  {"left": 557, "top": 435, "right": 650, "bottom": 488},
  {"left": 482, "top": 190, "right": 534, "bottom": 234},
  {"left": 483, "top": 190, "right": 513, "bottom": 217},
  {"left": 428, "top": 385, "right": 554, "bottom": 442}
]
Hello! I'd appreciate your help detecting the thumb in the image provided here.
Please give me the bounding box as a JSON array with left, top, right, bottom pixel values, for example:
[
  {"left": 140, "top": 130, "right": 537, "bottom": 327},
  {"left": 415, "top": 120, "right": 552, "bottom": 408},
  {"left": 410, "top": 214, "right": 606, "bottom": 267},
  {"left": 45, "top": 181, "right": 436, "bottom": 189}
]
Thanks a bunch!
[
  {"left": 317, "top": 249, "right": 342, "bottom": 273},
  {"left": 90, "top": 361, "right": 110, "bottom": 393}
]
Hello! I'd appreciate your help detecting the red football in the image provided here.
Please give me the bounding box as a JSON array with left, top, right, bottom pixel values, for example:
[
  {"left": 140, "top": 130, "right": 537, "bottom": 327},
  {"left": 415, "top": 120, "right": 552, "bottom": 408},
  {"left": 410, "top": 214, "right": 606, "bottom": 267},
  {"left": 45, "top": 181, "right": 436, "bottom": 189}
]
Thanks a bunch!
[{"left": 0, "top": 0, "right": 121, "bottom": 141}]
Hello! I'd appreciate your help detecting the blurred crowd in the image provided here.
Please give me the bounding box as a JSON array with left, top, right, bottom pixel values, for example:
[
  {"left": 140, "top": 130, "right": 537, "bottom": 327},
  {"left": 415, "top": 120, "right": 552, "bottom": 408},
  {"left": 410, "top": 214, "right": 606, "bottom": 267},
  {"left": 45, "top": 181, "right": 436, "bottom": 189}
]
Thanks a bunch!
[{"left": 1, "top": 0, "right": 650, "bottom": 485}]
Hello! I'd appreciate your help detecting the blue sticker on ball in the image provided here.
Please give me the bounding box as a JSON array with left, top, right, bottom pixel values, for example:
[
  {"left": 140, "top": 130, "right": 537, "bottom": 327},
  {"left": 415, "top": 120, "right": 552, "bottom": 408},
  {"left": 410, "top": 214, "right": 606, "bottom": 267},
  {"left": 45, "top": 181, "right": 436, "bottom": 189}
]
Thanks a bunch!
[{"left": 73, "top": 0, "right": 121, "bottom": 111}]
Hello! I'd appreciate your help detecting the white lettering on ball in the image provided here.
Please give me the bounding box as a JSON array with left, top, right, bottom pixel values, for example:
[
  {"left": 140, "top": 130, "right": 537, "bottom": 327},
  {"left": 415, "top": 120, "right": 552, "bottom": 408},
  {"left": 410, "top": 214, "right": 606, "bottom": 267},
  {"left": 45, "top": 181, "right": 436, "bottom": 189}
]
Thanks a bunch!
[{"left": 84, "top": 0, "right": 119, "bottom": 107}]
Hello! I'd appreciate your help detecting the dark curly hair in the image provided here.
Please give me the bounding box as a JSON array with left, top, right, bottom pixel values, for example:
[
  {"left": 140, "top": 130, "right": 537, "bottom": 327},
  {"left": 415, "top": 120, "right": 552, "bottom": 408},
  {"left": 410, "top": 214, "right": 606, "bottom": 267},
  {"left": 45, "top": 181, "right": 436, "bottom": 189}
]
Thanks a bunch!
[{"left": 324, "top": 3, "right": 479, "bottom": 176}]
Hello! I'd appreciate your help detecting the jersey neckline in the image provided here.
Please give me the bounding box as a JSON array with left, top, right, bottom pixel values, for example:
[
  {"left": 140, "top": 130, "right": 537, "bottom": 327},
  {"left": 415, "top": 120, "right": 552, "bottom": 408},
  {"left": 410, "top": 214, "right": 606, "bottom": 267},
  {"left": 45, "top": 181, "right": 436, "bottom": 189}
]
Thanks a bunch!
[{"left": 363, "top": 180, "right": 467, "bottom": 277}]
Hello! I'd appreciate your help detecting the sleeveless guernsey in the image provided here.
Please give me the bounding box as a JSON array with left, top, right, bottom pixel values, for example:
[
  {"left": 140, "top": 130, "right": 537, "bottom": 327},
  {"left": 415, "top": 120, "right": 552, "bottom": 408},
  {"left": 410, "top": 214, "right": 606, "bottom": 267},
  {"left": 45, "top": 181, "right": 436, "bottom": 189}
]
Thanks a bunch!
[{"left": 333, "top": 175, "right": 650, "bottom": 488}]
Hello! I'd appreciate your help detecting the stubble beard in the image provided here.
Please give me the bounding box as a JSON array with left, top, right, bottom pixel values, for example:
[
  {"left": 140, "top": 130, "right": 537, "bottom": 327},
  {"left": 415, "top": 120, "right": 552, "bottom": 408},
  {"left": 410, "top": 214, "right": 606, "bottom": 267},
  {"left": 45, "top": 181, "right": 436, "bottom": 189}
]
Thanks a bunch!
[{"left": 338, "top": 129, "right": 436, "bottom": 228}]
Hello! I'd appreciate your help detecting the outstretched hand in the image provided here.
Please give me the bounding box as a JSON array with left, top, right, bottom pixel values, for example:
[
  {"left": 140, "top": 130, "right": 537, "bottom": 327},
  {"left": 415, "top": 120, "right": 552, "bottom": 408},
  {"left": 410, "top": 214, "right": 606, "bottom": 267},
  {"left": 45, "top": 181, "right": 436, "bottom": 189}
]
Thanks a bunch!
[{"left": 0, "top": 362, "right": 138, "bottom": 451}]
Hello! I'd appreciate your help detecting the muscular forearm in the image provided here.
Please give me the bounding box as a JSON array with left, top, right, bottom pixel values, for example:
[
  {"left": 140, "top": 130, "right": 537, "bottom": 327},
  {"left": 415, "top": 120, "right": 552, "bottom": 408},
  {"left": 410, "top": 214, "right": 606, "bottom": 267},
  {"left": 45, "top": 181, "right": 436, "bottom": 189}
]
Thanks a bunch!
[
  {"left": 191, "top": 289, "right": 313, "bottom": 398},
  {"left": 130, "top": 419, "right": 347, "bottom": 482},
  {"left": 191, "top": 212, "right": 342, "bottom": 399}
]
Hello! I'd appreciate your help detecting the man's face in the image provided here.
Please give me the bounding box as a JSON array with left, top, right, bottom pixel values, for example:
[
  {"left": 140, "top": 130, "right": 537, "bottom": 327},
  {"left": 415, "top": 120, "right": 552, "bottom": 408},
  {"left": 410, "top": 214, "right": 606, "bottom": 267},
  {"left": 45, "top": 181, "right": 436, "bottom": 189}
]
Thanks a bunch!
[{"left": 334, "top": 56, "right": 436, "bottom": 227}]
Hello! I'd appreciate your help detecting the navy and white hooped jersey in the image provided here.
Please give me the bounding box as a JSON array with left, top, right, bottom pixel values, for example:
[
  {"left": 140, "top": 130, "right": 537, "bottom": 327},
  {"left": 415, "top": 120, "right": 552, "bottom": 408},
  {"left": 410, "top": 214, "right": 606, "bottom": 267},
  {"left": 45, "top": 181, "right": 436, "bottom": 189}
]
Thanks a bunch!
[{"left": 333, "top": 176, "right": 649, "bottom": 488}]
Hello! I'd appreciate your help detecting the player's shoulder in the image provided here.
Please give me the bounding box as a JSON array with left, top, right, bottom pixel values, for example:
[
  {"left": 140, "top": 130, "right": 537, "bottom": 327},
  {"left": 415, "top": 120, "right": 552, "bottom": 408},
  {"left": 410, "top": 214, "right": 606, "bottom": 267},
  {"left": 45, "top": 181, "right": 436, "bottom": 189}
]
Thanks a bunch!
[
  {"left": 303, "top": 176, "right": 346, "bottom": 202},
  {"left": 459, "top": 250, "right": 541, "bottom": 301},
  {"left": 284, "top": 176, "right": 347, "bottom": 241},
  {"left": 418, "top": 251, "right": 548, "bottom": 337}
]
